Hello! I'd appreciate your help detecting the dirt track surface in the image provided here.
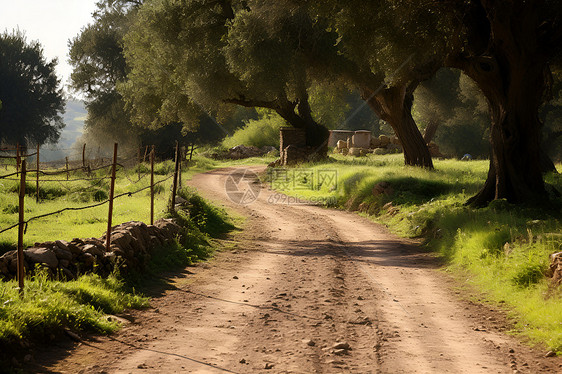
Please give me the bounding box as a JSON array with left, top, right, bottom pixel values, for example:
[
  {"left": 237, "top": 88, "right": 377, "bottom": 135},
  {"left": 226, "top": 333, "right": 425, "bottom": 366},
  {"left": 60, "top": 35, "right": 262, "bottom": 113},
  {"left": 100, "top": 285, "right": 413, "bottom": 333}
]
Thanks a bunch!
[{"left": 29, "top": 166, "right": 561, "bottom": 373}]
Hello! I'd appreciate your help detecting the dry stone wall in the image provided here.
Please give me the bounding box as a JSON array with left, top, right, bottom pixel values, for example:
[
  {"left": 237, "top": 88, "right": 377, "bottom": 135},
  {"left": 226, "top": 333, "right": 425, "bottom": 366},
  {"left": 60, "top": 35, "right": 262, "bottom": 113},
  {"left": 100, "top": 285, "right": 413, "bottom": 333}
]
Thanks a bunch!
[{"left": 0, "top": 219, "right": 182, "bottom": 280}]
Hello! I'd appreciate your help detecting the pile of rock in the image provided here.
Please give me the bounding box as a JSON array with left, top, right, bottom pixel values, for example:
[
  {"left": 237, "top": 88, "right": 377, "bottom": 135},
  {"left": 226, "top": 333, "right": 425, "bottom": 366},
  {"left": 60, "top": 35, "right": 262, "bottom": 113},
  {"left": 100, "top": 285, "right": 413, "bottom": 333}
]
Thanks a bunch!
[
  {"left": 333, "top": 134, "right": 403, "bottom": 157},
  {"left": 332, "top": 133, "right": 445, "bottom": 158},
  {"left": 281, "top": 145, "right": 318, "bottom": 165},
  {"left": 0, "top": 219, "right": 182, "bottom": 281}
]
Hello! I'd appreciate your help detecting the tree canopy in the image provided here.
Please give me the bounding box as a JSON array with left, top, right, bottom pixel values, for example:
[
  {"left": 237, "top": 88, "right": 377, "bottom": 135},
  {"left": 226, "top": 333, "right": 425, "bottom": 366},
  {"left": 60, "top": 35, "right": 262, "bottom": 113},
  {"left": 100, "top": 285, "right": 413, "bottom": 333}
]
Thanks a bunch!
[
  {"left": 0, "top": 31, "right": 65, "bottom": 147},
  {"left": 68, "top": 0, "right": 142, "bottom": 149},
  {"left": 120, "top": 0, "right": 331, "bottom": 151},
  {"left": 69, "top": 0, "right": 562, "bottom": 205}
]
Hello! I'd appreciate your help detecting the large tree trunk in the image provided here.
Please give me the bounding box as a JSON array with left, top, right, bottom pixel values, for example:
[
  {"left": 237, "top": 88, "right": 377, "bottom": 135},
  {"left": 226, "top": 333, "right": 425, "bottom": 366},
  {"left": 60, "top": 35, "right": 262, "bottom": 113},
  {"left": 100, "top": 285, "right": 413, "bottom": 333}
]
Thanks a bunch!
[
  {"left": 452, "top": 1, "right": 553, "bottom": 206},
  {"left": 223, "top": 95, "right": 329, "bottom": 157},
  {"left": 465, "top": 66, "right": 547, "bottom": 206},
  {"left": 423, "top": 119, "right": 439, "bottom": 144},
  {"left": 361, "top": 85, "right": 434, "bottom": 168}
]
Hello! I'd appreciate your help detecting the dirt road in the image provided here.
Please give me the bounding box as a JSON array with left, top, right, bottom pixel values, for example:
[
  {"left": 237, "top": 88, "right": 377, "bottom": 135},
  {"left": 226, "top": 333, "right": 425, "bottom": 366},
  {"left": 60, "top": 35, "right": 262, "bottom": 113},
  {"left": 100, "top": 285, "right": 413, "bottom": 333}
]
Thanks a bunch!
[{"left": 31, "top": 166, "right": 561, "bottom": 373}]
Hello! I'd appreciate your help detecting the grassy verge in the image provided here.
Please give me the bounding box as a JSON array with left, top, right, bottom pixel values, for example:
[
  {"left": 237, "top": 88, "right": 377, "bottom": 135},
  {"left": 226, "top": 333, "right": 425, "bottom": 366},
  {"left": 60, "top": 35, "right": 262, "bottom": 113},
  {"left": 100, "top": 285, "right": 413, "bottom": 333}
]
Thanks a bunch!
[
  {"left": 0, "top": 185, "right": 235, "bottom": 368},
  {"left": 268, "top": 153, "right": 562, "bottom": 352}
]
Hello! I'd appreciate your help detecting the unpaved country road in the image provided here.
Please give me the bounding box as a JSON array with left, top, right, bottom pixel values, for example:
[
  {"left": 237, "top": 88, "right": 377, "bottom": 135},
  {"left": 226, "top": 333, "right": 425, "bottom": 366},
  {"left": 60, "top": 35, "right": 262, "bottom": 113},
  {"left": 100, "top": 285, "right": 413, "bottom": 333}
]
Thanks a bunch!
[{"left": 30, "top": 166, "right": 561, "bottom": 373}]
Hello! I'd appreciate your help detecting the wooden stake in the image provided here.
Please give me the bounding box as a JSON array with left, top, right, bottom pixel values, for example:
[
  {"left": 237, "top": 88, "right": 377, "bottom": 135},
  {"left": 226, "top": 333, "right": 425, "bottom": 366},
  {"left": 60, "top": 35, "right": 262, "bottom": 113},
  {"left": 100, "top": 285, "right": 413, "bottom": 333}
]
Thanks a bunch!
[
  {"left": 150, "top": 145, "right": 155, "bottom": 225},
  {"left": 82, "top": 143, "right": 86, "bottom": 170},
  {"left": 137, "top": 146, "right": 141, "bottom": 180},
  {"left": 16, "top": 143, "right": 20, "bottom": 176},
  {"left": 106, "top": 143, "right": 118, "bottom": 251},
  {"left": 171, "top": 141, "right": 179, "bottom": 213},
  {"left": 65, "top": 157, "right": 69, "bottom": 180},
  {"left": 17, "top": 160, "right": 26, "bottom": 295},
  {"left": 36, "top": 144, "right": 40, "bottom": 203},
  {"left": 189, "top": 143, "right": 195, "bottom": 161},
  {"left": 178, "top": 146, "right": 183, "bottom": 189},
  {"left": 143, "top": 145, "right": 149, "bottom": 163}
]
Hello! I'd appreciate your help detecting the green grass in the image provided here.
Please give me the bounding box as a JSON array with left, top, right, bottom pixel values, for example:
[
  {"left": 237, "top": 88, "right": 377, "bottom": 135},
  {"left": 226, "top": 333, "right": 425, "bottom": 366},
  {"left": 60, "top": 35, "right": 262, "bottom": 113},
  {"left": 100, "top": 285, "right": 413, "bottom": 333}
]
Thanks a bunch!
[
  {"left": 222, "top": 111, "right": 284, "bottom": 149},
  {"left": 0, "top": 158, "right": 221, "bottom": 246},
  {"left": 0, "top": 162, "right": 237, "bottom": 367},
  {"left": 269, "top": 153, "right": 562, "bottom": 352},
  {"left": 0, "top": 270, "right": 148, "bottom": 349}
]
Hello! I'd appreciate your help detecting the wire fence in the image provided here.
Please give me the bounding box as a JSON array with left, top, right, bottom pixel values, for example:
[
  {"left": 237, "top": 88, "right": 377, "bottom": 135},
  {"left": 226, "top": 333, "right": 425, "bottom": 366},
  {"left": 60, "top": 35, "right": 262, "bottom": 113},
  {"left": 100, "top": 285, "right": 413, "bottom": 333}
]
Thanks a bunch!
[{"left": 0, "top": 142, "right": 185, "bottom": 295}]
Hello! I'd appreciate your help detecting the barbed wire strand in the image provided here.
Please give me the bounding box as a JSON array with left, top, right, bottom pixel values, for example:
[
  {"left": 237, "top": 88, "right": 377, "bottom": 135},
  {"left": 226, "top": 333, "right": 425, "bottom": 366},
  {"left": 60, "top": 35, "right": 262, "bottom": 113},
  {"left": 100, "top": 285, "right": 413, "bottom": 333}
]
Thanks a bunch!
[{"left": 0, "top": 174, "right": 174, "bottom": 235}]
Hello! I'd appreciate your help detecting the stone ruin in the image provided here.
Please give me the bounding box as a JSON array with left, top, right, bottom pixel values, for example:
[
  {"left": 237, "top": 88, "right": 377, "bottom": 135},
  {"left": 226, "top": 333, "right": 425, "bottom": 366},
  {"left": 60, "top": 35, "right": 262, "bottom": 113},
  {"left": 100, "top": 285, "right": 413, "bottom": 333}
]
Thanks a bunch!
[
  {"left": 331, "top": 130, "right": 444, "bottom": 158},
  {"left": 271, "top": 127, "right": 321, "bottom": 166},
  {"left": 0, "top": 219, "right": 183, "bottom": 281}
]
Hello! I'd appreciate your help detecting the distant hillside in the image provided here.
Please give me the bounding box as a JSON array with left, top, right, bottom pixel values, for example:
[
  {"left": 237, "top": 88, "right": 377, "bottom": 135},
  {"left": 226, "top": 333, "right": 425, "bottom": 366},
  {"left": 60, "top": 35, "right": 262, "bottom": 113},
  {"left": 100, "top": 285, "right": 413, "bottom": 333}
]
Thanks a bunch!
[{"left": 40, "top": 100, "right": 86, "bottom": 161}]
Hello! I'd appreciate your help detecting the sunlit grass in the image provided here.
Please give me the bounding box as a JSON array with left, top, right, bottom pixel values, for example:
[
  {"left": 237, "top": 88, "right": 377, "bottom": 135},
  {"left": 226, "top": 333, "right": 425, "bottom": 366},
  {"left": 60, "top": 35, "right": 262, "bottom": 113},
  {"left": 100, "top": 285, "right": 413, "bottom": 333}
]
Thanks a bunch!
[{"left": 271, "top": 153, "right": 562, "bottom": 351}]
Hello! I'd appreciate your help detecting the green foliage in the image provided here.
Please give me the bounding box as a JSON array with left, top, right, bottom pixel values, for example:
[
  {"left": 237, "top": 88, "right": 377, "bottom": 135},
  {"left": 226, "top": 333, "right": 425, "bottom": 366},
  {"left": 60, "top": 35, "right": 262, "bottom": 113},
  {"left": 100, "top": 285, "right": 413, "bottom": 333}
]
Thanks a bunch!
[
  {"left": 413, "top": 69, "right": 490, "bottom": 158},
  {"left": 8, "top": 182, "right": 67, "bottom": 201},
  {"left": 0, "top": 165, "right": 235, "bottom": 359},
  {"left": 271, "top": 155, "right": 562, "bottom": 351},
  {"left": 0, "top": 271, "right": 148, "bottom": 351},
  {"left": 0, "top": 30, "right": 65, "bottom": 146},
  {"left": 222, "top": 111, "right": 284, "bottom": 149},
  {"left": 154, "top": 160, "right": 174, "bottom": 175},
  {"left": 175, "top": 187, "right": 236, "bottom": 238}
]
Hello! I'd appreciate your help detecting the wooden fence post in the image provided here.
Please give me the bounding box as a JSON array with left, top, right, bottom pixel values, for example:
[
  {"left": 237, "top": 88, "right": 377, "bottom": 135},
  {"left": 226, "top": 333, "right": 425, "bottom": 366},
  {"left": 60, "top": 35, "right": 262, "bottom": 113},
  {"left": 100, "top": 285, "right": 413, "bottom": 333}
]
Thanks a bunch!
[
  {"left": 16, "top": 143, "right": 20, "bottom": 177},
  {"left": 171, "top": 141, "right": 179, "bottom": 213},
  {"left": 65, "top": 157, "right": 69, "bottom": 181},
  {"left": 82, "top": 143, "right": 86, "bottom": 170},
  {"left": 137, "top": 146, "right": 141, "bottom": 180},
  {"left": 36, "top": 144, "right": 40, "bottom": 203},
  {"left": 150, "top": 145, "right": 155, "bottom": 225},
  {"left": 178, "top": 145, "right": 183, "bottom": 189},
  {"left": 143, "top": 145, "right": 149, "bottom": 163},
  {"left": 106, "top": 143, "right": 118, "bottom": 251},
  {"left": 17, "top": 160, "right": 26, "bottom": 295}
]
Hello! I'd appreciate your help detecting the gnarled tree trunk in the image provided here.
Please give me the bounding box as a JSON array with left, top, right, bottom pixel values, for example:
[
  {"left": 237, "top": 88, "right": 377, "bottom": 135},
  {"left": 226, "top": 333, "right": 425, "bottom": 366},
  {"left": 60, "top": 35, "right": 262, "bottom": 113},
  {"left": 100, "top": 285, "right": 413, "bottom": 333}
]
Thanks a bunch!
[
  {"left": 450, "top": 0, "right": 555, "bottom": 206},
  {"left": 465, "top": 59, "right": 548, "bottom": 206},
  {"left": 361, "top": 85, "right": 434, "bottom": 169}
]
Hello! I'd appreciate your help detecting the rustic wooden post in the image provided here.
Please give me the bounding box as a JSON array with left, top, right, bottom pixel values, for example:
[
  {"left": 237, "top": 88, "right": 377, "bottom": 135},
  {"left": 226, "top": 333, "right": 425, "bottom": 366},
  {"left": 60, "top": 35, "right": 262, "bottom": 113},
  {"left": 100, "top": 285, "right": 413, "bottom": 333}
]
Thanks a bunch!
[
  {"left": 150, "top": 145, "right": 155, "bottom": 225},
  {"left": 65, "top": 157, "right": 69, "bottom": 180},
  {"left": 137, "top": 146, "right": 141, "bottom": 180},
  {"left": 189, "top": 143, "right": 195, "bottom": 161},
  {"left": 36, "top": 144, "right": 40, "bottom": 203},
  {"left": 143, "top": 145, "right": 149, "bottom": 163},
  {"left": 82, "top": 143, "right": 86, "bottom": 170},
  {"left": 178, "top": 146, "right": 183, "bottom": 189},
  {"left": 16, "top": 143, "right": 20, "bottom": 176},
  {"left": 171, "top": 141, "right": 179, "bottom": 213},
  {"left": 105, "top": 143, "right": 118, "bottom": 251},
  {"left": 17, "top": 160, "right": 26, "bottom": 295}
]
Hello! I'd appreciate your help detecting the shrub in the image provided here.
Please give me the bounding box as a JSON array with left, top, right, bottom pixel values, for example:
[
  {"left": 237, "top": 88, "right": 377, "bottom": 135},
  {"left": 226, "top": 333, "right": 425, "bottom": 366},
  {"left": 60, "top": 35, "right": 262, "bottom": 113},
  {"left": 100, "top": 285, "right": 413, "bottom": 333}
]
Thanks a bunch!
[{"left": 222, "top": 111, "right": 284, "bottom": 149}]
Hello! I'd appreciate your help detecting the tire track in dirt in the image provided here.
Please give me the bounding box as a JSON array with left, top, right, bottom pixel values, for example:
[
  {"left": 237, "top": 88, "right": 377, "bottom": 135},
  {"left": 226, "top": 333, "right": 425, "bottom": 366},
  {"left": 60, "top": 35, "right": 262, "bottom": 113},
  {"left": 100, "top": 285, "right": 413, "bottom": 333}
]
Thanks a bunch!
[{"left": 29, "top": 166, "right": 562, "bottom": 374}]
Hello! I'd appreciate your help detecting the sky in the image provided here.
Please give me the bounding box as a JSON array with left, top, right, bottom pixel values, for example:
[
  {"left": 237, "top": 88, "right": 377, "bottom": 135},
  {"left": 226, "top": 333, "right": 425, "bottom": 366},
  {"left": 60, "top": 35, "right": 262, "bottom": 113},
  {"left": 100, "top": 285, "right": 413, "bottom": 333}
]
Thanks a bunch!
[{"left": 0, "top": 0, "right": 99, "bottom": 93}]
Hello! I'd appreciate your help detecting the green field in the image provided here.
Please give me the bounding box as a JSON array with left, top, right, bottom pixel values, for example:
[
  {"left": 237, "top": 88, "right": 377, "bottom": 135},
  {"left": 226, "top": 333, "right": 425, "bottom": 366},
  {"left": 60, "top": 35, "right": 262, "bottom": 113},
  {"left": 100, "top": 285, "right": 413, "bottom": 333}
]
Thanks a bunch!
[
  {"left": 267, "top": 153, "right": 562, "bottom": 352},
  {"left": 0, "top": 158, "right": 236, "bottom": 361}
]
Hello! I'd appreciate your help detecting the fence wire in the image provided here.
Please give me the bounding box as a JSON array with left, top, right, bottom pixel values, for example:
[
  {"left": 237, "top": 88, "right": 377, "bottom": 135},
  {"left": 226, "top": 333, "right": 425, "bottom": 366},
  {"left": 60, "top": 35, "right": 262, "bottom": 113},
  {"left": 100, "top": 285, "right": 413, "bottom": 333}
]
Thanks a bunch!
[{"left": 0, "top": 174, "right": 174, "bottom": 235}]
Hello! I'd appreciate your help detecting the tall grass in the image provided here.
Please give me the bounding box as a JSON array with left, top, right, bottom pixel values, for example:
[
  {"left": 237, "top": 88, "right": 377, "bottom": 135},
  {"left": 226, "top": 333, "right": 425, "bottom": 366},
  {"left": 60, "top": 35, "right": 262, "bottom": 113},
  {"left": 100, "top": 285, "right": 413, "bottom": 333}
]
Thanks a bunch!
[
  {"left": 0, "top": 270, "right": 148, "bottom": 349},
  {"left": 271, "top": 153, "right": 562, "bottom": 351},
  {"left": 222, "top": 111, "right": 284, "bottom": 149}
]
